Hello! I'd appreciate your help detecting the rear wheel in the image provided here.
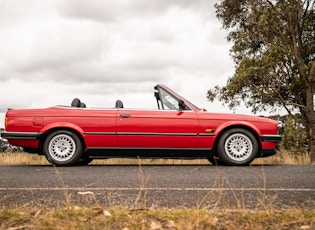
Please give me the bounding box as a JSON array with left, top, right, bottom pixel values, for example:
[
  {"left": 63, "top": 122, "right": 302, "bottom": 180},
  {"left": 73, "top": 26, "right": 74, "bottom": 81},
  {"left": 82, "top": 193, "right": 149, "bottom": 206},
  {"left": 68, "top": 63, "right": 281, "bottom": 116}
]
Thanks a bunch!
[
  {"left": 208, "top": 156, "right": 225, "bottom": 166},
  {"left": 217, "top": 128, "right": 258, "bottom": 166},
  {"left": 43, "top": 130, "right": 83, "bottom": 166}
]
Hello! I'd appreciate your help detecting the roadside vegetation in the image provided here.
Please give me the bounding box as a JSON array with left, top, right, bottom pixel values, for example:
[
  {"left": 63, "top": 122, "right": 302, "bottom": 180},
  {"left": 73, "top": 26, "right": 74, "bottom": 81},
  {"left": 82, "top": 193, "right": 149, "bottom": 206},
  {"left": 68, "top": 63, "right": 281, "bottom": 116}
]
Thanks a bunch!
[
  {"left": 0, "top": 148, "right": 311, "bottom": 165},
  {"left": 1, "top": 205, "right": 314, "bottom": 229}
]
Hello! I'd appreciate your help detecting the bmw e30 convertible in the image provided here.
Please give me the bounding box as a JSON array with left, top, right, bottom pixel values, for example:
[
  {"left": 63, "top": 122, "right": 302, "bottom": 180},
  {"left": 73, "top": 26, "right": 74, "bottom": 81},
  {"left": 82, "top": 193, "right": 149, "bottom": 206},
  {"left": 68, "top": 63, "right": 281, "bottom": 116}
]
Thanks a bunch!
[{"left": 1, "top": 84, "right": 281, "bottom": 166}]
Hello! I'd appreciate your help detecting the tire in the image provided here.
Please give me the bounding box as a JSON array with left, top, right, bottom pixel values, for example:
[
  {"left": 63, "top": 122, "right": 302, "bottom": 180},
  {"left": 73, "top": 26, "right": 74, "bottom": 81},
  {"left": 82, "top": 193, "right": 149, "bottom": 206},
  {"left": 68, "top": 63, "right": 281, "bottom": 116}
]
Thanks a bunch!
[
  {"left": 217, "top": 128, "right": 258, "bottom": 166},
  {"left": 76, "top": 157, "right": 93, "bottom": 166},
  {"left": 207, "top": 156, "right": 225, "bottom": 166},
  {"left": 23, "top": 148, "right": 38, "bottom": 154},
  {"left": 43, "top": 130, "right": 83, "bottom": 166}
]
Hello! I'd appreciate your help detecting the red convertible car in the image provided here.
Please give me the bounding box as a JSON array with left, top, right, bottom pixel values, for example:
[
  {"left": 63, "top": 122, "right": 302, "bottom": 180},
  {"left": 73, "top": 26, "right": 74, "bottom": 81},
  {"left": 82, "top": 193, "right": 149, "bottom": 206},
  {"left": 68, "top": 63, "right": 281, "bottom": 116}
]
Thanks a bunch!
[{"left": 1, "top": 84, "right": 281, "bottom": 166}]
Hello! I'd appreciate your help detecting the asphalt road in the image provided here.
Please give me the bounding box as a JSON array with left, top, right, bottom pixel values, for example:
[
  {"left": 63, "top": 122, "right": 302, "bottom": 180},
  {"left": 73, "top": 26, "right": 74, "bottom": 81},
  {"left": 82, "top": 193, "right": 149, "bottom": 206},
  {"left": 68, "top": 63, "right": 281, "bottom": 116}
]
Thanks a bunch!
[{"left": 0, "top": 164, "right": 314, "bottom": 209}]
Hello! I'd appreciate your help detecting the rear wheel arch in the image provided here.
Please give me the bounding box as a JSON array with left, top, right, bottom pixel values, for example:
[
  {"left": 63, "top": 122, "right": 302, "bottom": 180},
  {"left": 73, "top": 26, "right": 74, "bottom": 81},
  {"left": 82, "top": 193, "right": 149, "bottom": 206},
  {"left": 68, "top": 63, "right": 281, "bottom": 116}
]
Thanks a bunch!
[
  {"left": 39, "top": 127, "right": 86, "bottom": 154},
  {"left": 42, "top": 128, "right": 87, "bottom": 166}
]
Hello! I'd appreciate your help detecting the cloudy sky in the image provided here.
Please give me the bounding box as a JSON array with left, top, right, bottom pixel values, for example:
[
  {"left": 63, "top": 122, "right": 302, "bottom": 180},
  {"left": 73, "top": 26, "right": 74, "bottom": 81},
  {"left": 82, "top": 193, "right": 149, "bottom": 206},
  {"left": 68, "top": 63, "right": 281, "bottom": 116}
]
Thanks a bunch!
[{"left": 0, "top": 0, "right": 256, "bottom": 128}]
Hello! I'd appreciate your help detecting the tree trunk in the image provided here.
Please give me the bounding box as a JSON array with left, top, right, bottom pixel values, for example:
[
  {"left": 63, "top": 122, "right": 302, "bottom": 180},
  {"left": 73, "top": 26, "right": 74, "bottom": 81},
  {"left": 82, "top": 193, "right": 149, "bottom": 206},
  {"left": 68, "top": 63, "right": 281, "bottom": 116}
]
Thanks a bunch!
[
  {"left": 306, "top": 61, "right": 315, "bottom": 164},
  {"left": 308, "top": 117, "right": 315, "bottom": 164}
]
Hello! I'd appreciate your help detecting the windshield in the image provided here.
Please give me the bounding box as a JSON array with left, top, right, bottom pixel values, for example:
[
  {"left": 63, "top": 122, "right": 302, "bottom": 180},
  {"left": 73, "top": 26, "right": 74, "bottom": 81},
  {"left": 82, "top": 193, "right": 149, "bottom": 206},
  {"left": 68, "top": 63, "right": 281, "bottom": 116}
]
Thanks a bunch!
[{"left": 159, "top": 88, "right": 180, "bottom": 110}]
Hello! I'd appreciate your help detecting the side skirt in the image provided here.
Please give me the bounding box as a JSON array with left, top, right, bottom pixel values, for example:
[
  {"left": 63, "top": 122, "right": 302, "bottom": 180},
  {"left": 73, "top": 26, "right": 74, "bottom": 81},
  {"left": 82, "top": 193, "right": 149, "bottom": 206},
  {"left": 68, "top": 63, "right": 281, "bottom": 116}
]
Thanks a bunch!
[{"left": 85, "top": 148, "right": 212, "bottom": 159}]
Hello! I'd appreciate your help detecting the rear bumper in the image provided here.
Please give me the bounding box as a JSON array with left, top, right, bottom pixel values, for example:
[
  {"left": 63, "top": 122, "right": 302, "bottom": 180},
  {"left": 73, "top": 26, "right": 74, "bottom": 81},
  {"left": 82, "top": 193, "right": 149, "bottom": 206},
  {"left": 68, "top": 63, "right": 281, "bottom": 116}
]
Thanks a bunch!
[{"left": 1, "top": 131, "right": 42, "bottom": 140}]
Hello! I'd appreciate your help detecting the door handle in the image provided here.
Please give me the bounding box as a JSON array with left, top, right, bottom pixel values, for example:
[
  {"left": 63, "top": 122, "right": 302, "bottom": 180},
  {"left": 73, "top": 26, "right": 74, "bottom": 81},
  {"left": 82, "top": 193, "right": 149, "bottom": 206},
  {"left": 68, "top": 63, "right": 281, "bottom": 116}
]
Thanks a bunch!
[{"left": 120, "top": 114, "right": 131, "bottom": 118}]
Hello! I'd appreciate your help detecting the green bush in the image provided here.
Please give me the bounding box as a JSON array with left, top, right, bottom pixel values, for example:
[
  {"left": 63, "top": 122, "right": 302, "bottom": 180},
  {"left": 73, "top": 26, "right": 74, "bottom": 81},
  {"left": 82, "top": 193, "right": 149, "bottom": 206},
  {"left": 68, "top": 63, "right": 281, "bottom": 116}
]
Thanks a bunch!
[{"left": 281, "top": 115, "right": 307, "bottom": 153}]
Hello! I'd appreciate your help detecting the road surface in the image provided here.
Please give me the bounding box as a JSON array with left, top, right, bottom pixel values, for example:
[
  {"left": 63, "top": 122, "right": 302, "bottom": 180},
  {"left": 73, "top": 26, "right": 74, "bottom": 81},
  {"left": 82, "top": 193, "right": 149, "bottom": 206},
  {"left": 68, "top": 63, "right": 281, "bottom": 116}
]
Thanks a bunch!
[{"left": 0, "top": 164, "right": 314, "bottom": 209}]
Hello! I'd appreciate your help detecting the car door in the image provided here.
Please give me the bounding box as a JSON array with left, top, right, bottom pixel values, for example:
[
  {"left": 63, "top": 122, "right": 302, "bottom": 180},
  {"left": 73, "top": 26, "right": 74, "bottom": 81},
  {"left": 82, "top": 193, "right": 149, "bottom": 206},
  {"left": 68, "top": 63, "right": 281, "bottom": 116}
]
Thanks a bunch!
[
  {"left": 81, "top": 109, "right": 118, "bottom": 148},
  {"left": 116, "top": 109, "right": 198, "bottom": 148}
]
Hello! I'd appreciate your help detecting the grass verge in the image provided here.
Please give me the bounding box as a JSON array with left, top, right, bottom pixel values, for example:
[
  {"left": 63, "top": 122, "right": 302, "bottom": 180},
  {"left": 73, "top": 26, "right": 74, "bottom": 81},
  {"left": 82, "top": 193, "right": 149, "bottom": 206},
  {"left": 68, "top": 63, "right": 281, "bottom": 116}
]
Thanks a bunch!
[
  {"left": 0, "top": 149, "right": 311, "bottom": 165},
  {"left": 1, "top": 205, "right": 314, "bottom": 229}
]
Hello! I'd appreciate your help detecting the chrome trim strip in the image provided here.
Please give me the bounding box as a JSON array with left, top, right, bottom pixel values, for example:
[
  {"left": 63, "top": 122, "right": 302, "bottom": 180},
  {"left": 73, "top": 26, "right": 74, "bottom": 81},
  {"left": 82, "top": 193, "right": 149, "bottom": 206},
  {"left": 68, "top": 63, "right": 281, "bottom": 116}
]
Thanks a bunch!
[
  {"left": 83, "top": 132, "right": 215, "bottom": 137},
  {"left": 83, "top": 132, "right": 116, "bottom": 135},
  {"left": 199, "top": 133, "right": 216, "bottom": 137},
  {"left": 87, "top": 147, "right": 212, "bottom": 151},
  {"left": 117, "top": 132, "right": 198, "bottom": 136}
]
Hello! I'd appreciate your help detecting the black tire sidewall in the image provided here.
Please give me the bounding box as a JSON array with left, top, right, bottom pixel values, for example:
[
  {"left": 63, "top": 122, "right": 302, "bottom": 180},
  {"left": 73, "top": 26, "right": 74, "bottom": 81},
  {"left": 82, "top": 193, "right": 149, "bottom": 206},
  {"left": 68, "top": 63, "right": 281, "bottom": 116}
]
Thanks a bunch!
[
  {"left": 43, "top": 130, "right": 83, "bottom": 166},
  {"left": 217, "top": 128, "right": 259, "bottom": 166},
  {"left": 76, "top": 157, "right": 93, "bottom": 166}
]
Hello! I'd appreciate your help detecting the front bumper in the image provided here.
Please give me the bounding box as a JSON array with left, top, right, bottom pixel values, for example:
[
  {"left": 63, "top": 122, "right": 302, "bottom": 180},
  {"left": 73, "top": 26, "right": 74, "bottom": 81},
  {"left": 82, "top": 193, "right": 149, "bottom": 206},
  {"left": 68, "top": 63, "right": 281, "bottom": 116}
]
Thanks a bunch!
[
  {"left": 261, "top": 148, "right": 277, "bottom": 157},
  {"left": 260, "top": 134, "right": 282, "bottom": 143},
  {"left": 259, "top": 134, "right": 281, "bottom": 157}
]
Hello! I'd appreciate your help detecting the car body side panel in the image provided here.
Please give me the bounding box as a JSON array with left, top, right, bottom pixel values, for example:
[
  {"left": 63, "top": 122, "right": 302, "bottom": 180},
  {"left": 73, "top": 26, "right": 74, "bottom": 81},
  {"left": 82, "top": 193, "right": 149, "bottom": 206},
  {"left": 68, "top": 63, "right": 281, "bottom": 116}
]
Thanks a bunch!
[
  {"left": 196, "top": 111, "right": 279, "bottom": 150},
  {"left": 7, "top": 139, "right": 39, "bottom": 149},
  {"left": 6, "top": 116, "right": 39, "bottom": 133},
  {"left": 116, "top": 110, "right": 199, "bottom": 148},
  {"left": 42, "top": 110, "right": 118, "bottom": 148},
  {"left": 5, "top": 107, "right": 118, "bottom": 148}
]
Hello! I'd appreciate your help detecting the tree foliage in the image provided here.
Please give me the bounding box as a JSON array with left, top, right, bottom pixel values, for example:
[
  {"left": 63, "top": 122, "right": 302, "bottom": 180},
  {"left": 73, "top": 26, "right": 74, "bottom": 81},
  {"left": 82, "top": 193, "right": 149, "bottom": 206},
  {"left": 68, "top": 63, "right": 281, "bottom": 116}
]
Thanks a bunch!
[
  {"left": 209, "top": 0, "right": 314, "bottom": 113},
  {"left": 271, "top": 114, "right": 307, "bottom": 152},
  {"left": 208, "top": 0, "right": 315, "bottom": 162},
  {"left": 282, "top": 116, "right": 307, "bottom": 152}
]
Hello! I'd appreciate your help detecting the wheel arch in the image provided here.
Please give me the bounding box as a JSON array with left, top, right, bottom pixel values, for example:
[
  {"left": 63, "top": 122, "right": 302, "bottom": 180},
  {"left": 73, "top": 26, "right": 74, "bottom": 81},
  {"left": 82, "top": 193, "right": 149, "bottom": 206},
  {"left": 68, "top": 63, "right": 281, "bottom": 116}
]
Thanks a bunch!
[
  {"left": 38, "top": 125, "right": 86, "bottom": 154},
  {"left": 212, "top": 124, "right": 262, "bottom": 156}
]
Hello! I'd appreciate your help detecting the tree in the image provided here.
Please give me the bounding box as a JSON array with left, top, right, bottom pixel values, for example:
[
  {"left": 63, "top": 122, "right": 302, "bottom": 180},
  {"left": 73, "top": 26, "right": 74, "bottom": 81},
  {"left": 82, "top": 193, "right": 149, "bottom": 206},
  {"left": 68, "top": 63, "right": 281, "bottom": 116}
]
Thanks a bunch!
[
  {"left": 279, "top": 115, "right": 307, "bottom": 152},
  {"left": 208, "top": 0, "right": 315, "bottom": 163}
]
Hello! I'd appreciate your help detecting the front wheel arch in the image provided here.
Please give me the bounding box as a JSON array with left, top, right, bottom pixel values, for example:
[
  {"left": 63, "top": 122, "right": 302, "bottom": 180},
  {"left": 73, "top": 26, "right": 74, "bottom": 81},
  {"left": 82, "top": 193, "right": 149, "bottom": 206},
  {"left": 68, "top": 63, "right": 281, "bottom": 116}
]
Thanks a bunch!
[{"left": 213, "top": 126, "right": 261, "bottom": 165}]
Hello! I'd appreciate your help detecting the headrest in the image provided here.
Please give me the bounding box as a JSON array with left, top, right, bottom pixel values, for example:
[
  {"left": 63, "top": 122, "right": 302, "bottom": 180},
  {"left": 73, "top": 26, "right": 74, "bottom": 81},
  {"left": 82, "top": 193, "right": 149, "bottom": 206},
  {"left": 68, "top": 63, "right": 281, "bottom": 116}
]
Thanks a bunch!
[
  {"left": 71, "top": 98, "right": 81, "bottom": 107},
  {"left": 115, "top": 100, "right": 124, "bottom": 108}
]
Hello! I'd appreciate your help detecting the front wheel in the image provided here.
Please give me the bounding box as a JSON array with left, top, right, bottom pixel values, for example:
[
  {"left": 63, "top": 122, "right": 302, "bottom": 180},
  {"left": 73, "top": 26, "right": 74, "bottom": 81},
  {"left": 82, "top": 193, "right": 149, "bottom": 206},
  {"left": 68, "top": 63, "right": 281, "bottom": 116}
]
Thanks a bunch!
[
  {"left": 43, "top": 130, "right": 83, "bottom": 166},
  {"left": 217, "top": 128, "right": 259, "bottom": 166},
  {"left": 76, "top": 157, "right": 93, "bottom": 166}
]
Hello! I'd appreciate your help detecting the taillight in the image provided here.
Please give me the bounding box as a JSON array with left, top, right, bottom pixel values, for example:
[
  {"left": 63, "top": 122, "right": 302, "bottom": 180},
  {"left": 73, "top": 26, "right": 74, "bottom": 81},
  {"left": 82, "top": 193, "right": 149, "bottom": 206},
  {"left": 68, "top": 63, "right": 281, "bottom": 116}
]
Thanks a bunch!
[{"left": 5, "top": 117, "right": 8, "bottom": 128}]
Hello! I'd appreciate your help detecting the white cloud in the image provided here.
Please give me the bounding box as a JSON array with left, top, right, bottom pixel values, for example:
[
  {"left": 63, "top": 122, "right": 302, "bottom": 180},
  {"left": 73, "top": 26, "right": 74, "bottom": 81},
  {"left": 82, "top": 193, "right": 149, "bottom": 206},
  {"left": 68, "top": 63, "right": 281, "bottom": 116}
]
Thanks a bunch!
[
  {"left": 0, "top": 0, "right": 256, "bottom": 129},
  {"left": 58, "top": 0, "right": 210, "bottom": 23}
]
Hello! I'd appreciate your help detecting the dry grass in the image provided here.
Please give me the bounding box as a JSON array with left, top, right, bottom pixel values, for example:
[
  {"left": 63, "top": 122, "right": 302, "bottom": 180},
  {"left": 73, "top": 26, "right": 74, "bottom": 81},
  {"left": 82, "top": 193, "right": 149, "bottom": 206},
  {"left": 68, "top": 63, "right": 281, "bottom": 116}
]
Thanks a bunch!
[
  {"left": 0, "top": 151, "right": 48, "bottom": 165},
  {"left": 1, "top": 205, "right": 314, "bottom": 230},
  {"left": 253, "top": 149, "right": 311, "bottom": 165},
  {"left": 0, "top": 149, "right": 311, "bottom": 165},
  {"left": 0, "top": 151, "right": 211, "bottom": 165}
]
